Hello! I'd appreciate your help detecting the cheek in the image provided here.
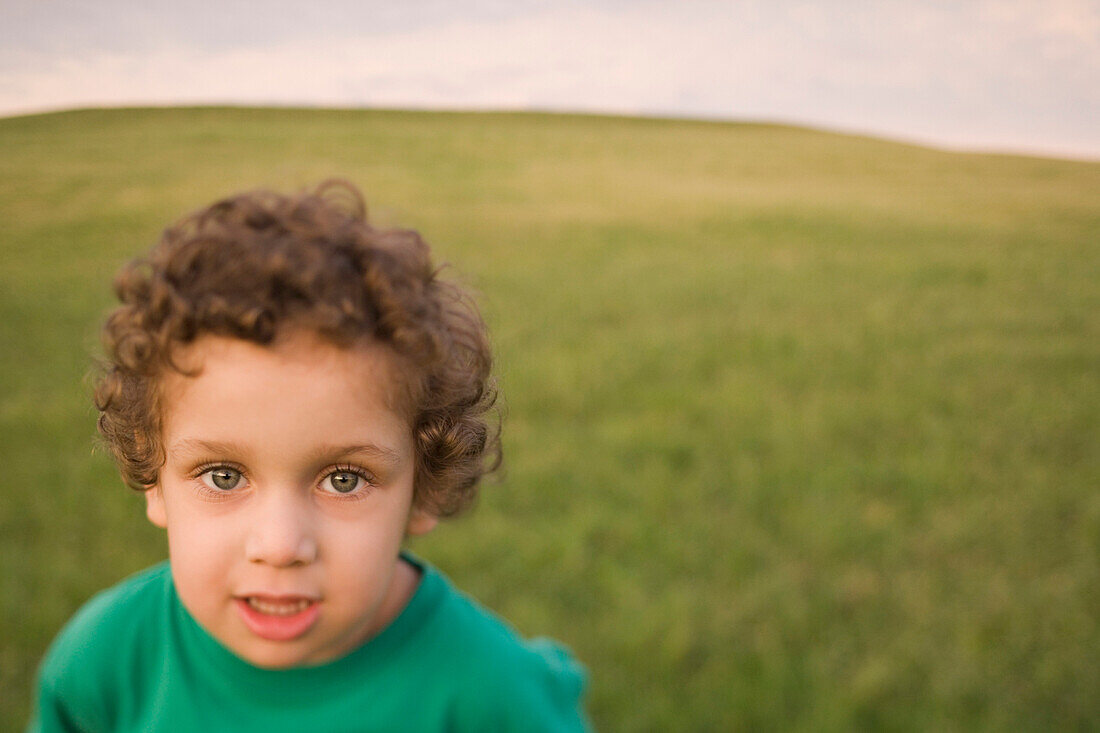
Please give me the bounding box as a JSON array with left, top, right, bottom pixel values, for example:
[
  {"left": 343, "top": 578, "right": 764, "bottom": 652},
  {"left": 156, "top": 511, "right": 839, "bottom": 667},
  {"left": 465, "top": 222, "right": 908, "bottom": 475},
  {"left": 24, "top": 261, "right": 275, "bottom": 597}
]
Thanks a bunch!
[
  {"left": 320, "top": 512, "right": 409, "bottom": 578},
  {"left": 164, "top": 512, "right": 240, "bottom": 585},
  {"left": 325, "top": 514, "right": 403, "bottom": 560}
]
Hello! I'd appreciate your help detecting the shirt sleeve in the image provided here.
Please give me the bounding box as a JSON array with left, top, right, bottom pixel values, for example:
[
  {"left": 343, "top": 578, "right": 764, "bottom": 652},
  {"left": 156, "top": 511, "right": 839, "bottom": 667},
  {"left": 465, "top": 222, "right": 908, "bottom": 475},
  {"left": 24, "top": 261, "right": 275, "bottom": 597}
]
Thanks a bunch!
[
  {"left": 25, "top": 587, "right": 127, "bottom": 733},
  {"left": 26, "top": 665, "right": 99, "bottom": 733},
  {"left": 449, "top": 637, "right": 593, "bottom": 732}
]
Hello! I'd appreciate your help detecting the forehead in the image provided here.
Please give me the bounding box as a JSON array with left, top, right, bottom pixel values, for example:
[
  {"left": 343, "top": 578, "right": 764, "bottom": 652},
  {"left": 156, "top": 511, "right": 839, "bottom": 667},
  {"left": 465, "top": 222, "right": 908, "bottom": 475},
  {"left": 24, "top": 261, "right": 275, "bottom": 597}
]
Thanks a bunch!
[{"left": 159, "top": 331, "right": 414, "bottom": 432}]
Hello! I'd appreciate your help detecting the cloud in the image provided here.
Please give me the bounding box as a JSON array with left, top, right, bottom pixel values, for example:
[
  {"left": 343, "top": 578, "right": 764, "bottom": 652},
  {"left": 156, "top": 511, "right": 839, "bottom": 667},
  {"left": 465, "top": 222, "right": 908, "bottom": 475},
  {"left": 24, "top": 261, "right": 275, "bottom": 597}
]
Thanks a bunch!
[{"left": 2, "top": 0, "right": 1098, "bottom": 158}]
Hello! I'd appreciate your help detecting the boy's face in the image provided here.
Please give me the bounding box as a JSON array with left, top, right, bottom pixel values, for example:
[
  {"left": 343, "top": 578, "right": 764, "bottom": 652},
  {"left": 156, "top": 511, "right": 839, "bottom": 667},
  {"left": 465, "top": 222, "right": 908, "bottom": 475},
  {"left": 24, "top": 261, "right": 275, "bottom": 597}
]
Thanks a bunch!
[{"left": 145, "top": 331, "right": 436, "bottom": 669}]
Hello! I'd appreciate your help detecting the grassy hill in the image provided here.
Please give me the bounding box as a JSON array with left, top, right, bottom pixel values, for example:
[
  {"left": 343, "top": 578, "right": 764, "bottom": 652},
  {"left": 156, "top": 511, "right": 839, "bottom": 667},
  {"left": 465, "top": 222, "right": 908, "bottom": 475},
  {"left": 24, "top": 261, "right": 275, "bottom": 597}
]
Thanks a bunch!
[{"left": 1, "top": 107, "right": 1097, "bottom": 730}]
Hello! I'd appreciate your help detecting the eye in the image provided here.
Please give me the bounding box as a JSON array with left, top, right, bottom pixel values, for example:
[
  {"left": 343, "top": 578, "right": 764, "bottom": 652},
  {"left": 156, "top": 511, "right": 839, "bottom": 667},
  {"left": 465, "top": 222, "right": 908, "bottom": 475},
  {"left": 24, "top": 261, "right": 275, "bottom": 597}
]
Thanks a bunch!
[
  {"left": 200, "top": 467, "right": 246, "bottom": 492},
  {"left": 320, "top": 469, "right": 368, "bottom": 495}
]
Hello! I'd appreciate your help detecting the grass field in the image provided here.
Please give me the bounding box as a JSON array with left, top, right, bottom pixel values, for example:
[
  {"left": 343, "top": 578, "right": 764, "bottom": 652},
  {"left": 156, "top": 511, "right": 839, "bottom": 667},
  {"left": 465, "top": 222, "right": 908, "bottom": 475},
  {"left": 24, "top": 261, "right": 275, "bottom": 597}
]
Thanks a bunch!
[{"left": 1, "top": 107, "right": 1097, "bottom": 731}]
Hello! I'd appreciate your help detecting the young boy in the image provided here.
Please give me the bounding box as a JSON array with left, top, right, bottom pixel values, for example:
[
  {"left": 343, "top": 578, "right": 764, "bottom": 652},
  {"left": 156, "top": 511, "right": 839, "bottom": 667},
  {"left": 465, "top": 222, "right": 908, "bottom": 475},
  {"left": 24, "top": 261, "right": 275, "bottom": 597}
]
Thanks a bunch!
[{"left": 28, "top": 181, "right": 590, "bottom": 732}]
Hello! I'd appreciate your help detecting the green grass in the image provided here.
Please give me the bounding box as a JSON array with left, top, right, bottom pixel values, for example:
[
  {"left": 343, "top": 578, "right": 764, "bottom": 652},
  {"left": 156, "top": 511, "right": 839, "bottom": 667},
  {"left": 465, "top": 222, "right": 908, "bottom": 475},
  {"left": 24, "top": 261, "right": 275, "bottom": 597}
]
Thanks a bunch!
[{"left": 1, "top": 107, "right": 1097, "bottom": 730}]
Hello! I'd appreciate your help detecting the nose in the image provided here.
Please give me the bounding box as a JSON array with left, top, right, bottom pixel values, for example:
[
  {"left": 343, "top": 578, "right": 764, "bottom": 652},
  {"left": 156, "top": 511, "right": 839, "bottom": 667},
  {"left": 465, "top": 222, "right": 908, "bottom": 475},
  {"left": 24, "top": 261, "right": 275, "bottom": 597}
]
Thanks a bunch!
[{"left": 244, "top": 489, "right": 318, "bottom": 567}]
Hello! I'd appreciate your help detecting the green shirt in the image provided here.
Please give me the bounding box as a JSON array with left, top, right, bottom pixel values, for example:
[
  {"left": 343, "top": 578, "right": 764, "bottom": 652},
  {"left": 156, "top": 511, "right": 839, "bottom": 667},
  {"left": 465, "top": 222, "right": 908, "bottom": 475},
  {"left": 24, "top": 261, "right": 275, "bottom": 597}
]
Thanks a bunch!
[{"left": 29, "top": 556, "right": 590, "bottom": 732}]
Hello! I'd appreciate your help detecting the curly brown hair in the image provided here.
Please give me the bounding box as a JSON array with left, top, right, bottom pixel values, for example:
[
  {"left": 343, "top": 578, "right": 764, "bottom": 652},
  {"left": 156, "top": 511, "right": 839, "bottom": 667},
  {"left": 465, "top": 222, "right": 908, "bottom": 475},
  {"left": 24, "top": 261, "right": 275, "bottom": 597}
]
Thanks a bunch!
[{"left": 94, "top": 180, "right": 499, "bottom": 517}]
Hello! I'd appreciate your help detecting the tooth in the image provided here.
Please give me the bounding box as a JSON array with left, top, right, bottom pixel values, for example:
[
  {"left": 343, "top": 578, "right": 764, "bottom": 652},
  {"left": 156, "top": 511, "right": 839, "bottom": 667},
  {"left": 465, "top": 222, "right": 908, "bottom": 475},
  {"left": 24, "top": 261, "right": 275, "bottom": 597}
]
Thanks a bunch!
[{"left": 247, "top": 598, "right": 310, "bottom": 615}]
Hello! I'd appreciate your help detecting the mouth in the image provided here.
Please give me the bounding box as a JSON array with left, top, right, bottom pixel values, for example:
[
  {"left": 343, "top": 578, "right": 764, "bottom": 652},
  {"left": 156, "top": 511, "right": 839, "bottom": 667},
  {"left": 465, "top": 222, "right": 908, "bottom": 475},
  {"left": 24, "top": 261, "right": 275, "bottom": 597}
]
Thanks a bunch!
[{"left": 235, "top": 595, "right": 321, "bottom": 641}]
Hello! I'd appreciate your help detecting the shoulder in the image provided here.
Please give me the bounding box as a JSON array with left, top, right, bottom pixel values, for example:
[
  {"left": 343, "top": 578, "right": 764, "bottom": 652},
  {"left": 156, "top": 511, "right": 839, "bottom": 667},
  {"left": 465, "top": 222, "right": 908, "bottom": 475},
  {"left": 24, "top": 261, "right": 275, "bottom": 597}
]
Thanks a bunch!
[
  {"left": 40, "top": 562, "right": 171, "bottom": 675},
  {"left": 414, "top": 563, "right": 591, "bottom": 731},
  {"left": 31, "top": 563, "right": 172, "bottom": 731}
]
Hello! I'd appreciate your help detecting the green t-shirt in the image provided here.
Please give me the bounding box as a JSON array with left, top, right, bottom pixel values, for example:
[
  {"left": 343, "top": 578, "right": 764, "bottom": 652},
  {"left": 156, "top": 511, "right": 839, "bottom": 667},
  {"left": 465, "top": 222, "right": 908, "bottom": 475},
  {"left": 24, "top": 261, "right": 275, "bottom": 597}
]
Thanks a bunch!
[{"left": 29, "top": 555, "right": 590, "bottom": 732}]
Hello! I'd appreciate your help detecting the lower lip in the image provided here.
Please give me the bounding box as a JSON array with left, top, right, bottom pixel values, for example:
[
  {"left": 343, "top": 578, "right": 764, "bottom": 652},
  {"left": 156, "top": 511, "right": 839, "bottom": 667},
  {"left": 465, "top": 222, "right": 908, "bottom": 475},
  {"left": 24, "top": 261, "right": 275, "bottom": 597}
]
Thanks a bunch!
[{"left": 235, "top": 598, "right": 321, "bottom": 641}]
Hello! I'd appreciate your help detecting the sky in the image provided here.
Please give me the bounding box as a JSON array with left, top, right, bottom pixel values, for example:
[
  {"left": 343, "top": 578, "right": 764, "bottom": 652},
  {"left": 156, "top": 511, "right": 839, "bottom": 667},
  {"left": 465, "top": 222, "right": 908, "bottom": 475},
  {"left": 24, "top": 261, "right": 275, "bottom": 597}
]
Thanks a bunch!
[{"left": 2, "top": 0, "right": 1098, "bottom": 159}]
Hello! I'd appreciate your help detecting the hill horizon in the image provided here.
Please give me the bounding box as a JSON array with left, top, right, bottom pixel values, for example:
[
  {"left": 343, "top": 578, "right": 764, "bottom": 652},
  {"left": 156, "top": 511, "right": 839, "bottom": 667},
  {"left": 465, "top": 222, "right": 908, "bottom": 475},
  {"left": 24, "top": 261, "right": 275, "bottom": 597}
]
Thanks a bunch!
[{"left": 5, "top": 104, "right": 1098, "bottom": 164}]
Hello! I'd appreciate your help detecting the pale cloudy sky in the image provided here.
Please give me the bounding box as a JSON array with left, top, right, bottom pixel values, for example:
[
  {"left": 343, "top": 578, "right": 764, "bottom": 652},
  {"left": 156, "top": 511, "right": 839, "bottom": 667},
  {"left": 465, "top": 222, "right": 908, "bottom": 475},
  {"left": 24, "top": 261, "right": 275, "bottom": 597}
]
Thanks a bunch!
[{"left": 2, "top": 0, "right": 1098, "bottom": 159}]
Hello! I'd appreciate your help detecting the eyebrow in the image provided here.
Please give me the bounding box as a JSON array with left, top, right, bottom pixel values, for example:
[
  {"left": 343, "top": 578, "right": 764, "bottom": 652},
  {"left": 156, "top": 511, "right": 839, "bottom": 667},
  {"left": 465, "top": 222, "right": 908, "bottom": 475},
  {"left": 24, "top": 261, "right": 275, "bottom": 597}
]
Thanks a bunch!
[
  {"left": 308, "top": 443, "right": 403, "bottom": 466},
  {"left": 169, "top": 438, "right": 249, "bottom": 457},
  {"left": 168, "top": 439, "right": 403, "bottom": 466}
]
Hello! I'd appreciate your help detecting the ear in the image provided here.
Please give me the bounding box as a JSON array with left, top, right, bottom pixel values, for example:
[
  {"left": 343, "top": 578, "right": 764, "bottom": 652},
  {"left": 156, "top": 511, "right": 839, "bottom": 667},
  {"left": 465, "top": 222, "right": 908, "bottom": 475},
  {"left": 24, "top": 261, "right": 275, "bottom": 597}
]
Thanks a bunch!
[
  {"left": 406, "top": 506, "right": 438, "bottom": 537},
  {"left": 145, "top": 486, "right": 168, "bottom": 528}
]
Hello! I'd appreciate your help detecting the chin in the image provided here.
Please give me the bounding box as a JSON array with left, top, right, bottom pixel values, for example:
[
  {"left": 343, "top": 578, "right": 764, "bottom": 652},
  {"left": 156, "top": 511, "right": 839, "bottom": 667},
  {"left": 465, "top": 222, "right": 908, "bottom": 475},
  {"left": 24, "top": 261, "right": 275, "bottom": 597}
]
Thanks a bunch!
[{"left": 233, "top": 641, "right": 315, "bottom": 670}]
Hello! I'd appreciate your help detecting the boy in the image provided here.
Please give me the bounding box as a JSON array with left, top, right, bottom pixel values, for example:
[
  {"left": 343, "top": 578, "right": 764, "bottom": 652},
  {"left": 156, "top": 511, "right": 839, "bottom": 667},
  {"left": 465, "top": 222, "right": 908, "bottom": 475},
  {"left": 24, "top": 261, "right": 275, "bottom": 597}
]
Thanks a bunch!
[{"left": 29, "top": 181, "right": 590, "bottom": 732}]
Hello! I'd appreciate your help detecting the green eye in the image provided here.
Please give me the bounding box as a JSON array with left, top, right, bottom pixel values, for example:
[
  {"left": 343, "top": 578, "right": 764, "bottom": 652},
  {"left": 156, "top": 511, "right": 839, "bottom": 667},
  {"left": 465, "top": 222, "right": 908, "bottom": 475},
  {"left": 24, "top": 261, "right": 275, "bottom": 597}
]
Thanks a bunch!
[
  {"left": 323, "top": 470, "right": 362, "bottom": 494},
  {"left": 202, "top": 467, "right": 244, "bottom": 491}
]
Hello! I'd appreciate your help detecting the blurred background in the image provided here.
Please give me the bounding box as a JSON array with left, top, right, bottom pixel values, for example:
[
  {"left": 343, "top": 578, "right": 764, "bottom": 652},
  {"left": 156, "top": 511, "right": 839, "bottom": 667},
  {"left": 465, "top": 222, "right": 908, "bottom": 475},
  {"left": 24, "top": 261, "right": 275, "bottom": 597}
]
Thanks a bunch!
[{"left": 1, "top": 2, "right": 1097, "bottom": 730}]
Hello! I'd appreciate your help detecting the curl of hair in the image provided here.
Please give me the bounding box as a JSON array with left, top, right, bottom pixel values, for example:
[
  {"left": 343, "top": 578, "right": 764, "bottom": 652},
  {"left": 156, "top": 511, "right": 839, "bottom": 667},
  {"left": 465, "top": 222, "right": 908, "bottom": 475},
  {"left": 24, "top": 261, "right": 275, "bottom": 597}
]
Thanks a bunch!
[{"left": 94, "top": 180, "right": 500, "bottom": 516}]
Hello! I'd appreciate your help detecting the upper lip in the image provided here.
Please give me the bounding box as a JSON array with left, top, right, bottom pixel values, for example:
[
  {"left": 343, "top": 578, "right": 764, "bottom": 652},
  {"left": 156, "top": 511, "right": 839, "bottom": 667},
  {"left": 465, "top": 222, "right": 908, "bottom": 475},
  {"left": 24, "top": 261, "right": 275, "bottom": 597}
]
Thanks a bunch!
[{"left": 236, "top": 593, "right": 320, "bottom": 602}]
